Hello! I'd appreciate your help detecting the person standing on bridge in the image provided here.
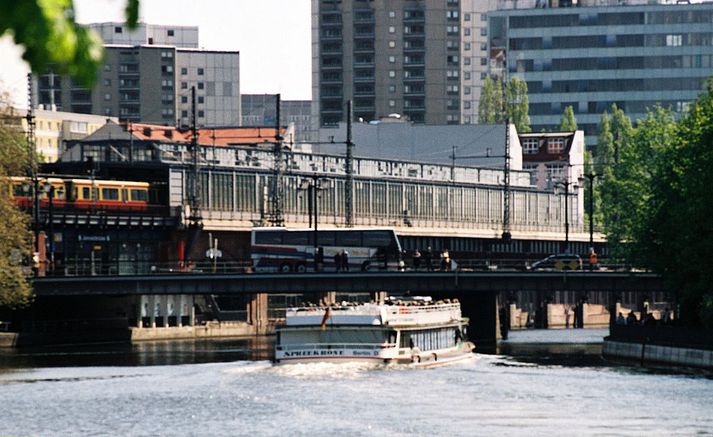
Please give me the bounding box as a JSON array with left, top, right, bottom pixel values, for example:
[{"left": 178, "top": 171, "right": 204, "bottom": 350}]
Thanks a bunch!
[
  {"left": 424, "top": 247, "right": 433, "bottom": 271},
  {"left": 334, "top": 251, "right": 342, "bottom": 273},
  {"left": 412, "top": 249, "right": 422, "bottom": 271},
  {"left": 589, "top": 248, "right": 598, "bottom": 271},
  {"left": 341, "top": 250, "right": 350, "bottom": 272}
]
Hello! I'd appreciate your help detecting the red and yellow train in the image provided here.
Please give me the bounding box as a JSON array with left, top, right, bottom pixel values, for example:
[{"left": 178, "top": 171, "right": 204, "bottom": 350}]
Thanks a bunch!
[{"left": 9, "top": 176, "right": 152, "bottom": 212}]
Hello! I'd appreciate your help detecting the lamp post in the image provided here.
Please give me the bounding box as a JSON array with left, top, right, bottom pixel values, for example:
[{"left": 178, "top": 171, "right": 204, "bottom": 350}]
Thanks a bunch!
[
  {"left": 554, "top": 178, "right": 578, "bottom": 253},
  {"left": 300, "top": 175, "right": 330, "bottom": 271},
  {"left": 581, "top": 173, "right": 599, "bottom": 250},
  {"left": 43, "top": 182, "right": 55, "bottom": 273}
]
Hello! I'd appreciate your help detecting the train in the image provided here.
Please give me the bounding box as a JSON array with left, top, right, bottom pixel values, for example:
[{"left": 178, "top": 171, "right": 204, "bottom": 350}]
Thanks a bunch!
[{"left": 9, "top": 176, "right": 155, "bottom": 212}]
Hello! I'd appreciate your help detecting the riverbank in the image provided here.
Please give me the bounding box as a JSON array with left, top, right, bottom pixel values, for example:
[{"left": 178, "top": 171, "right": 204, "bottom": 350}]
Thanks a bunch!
[{"left": 603, "top": 325, "right": 713, "bottom": 371}]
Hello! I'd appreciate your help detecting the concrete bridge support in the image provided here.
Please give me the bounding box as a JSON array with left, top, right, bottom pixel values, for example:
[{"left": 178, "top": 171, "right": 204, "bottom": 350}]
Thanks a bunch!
[
  {"left": 247, "top": 293, "right": 269, "bottom": 335},
  {"left": 136, "top": 295, "right": 196, "bottom": 329}
]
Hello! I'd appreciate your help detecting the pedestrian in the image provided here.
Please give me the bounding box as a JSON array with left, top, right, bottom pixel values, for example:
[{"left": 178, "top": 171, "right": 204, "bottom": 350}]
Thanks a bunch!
[
  {"left": 341, "top": 250, "right": 350, "bottom": 271},
  {"left": 589, "top": 248, "right": 598, "bottom": 271},
  {"left": 572, "top": 302, "right": 579, "bottom": 329},
  {"left": 412, "top": 249, "right": 422, "bottom": 271},
  {"left": 424, "top": 246, "right": 433, "bottom": 271},
  {"left": 440, "top": 249, "right": 451, "bottom": 271},
  {"left": 564, "top": 305, "right": 571, "bottom": 329},
  {"left": 315, "top": 247, "right": 324, "bottom": 272},
  {"left": 616, "top": 312, "right": 626, "bottom": 325},
  {"left": 661, "top": 307, "right": 670, "bottom": 325},
  {"left": 626, "top": 311, "right": 637, "bottom": 325},
  {"left": 334, "top": 251, "right": 342, "bottom": 273}
]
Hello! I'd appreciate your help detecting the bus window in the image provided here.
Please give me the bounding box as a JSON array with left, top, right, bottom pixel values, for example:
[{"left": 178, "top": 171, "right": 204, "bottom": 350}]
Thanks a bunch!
[
  {"left": 254, "top": 231, "right": 283, "bottom": 245},
  {"left": 363, "top": 230, "right": 393, "bottom": 248},
  {"left": 335, "top": 231, "right": 362, "bottom": 247},
  {"left": 317, "top": 231, "right": 335, "bottom": 246},
  {"left": 101, "top": 188, "right": 119, "bottom": 201},
  {"left": 282, "top": 231, "right": 309, "bottom": 245},
  {"left": 131, "top": 189, "right": 148, "bottom": 202}
]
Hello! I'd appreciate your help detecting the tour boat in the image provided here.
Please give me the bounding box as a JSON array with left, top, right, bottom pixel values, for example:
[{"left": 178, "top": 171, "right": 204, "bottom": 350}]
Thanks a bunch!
[{"left": 274, "top": 296, "right": 475, "bottom": 367}]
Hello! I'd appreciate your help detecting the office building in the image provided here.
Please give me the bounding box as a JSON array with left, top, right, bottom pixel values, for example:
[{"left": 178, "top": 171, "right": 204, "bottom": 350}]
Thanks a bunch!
[
  {"left": 34, "top": 23, "right": 240, "bottom": 127},
  {"left": 488, "top": 1, "right": 713, "bottom": 145},
  {"left": 241, "top": 95, "right": 316, "bottom": 144}
]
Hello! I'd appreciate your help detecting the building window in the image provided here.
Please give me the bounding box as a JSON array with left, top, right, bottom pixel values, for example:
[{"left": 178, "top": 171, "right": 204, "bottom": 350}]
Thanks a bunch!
[
  {"left": 464, "top": 28, "right": 470, "bottom": 36},
  {"left": 104, "top": 93, "right": 111, "bottom": 101},
  {"left": 480, "top": 28, "right": 487, "bottom": 36},
  {"left": 447, "top": 85, "right": 459, "bottom": 94},
  {"left": 464, "top": 57, "right": 471, "bottom": 65},
  {"left": 523, "top": 138, "right": 539, "bottom": 154},
  {"left": 198, "top": 68, "right": 204, "bottom": 75},
  {"left": 389, "top": 100, "right": 395, "bottom": 107},
  {"left": 447, "top": 10, "right": 459, "bottom": 19},
  {"left": 181, "top": 81, "right": 188, "bottom": 89},
  {"left": 198, "top": 96, "right": 204, "bottom": 104},
  {"left": 389, "top": 41, "right": 395, "bottom": 48},
  {"left": 181, "top": 110, "right": 188, "bottom": 117},
  {"left": 389, "top": 11, "right": 395, "bottom": 18},
  {"left": 389, "top": 55, "right": 395, "bottom": 63},
  {"left": 103, "top": 79, "right": 111, "bottom": 86},
  {"left": 389, "top": 26, "right": 395, "bottom": 33},
  {"left": 198, "top": 82, "right": 204, "bottom": 90},
  {"left": 547, "top": 137, "right": 565, "bottom": 154},
  {"left": 464, "top": 101, "right": 471, "bottom": 109},
  {"left": 546, "top": 164, "right": 565, "bottom": 182},
  {"left": 167, "top": 29, "right": 175, "bottom": 37},
  {"left": 388, "top": 85, "right": 396, "bottom": 93},
  {"left": 104, "top": 64, "right": 112, "bottom": 72},
  {"left": 181, "top": 96, "right": 188, "bottom": 104},
  {"left": 389, "top": 71, "right": 396, "bottom": 78},
  {"left": 181, "top": 67, "right": 187, "bottom": 75},
  {"left": 666, "top": 34, "right": 682, "bottom": 47},
  {"left": 198, "top": 110, "right": 205, "bottom": 118},
  {"left": 464, "top": 13, "right": 471, "bottom": 21},
  {"left": 464, "top": 42, "right": 471, "bottom": 51},
  {"left": 481, "top": 13, "right": 487, "bottom": 21},
  {"left": 464, "top": 71, "right": 471, "bottom": 80},
  {"left": 115, "top": 26, "right": 122, "bottom": 33},
  {"left": 104, "top": 108, "right": 112, "bottom": 116}
]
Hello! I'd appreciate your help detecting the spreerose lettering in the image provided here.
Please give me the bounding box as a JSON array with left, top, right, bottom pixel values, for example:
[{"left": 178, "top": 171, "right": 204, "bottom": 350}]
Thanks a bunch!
[{"left": 284, "top": 350, "right": 345, "bottom": 357}]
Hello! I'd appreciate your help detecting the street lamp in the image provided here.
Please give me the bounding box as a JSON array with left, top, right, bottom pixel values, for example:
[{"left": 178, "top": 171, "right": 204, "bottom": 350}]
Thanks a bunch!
[
  {"left": 42, "top": 182, "right": 55, "bottom": 273},
  {"left": 299, "top": 175, "right": 330, "bottom": 271},
  {"left": 581, "top": 173, "right": 600, "bottom": 250},
  {"left": 554, "top": 178, "right": 578, "bottom": 254}
]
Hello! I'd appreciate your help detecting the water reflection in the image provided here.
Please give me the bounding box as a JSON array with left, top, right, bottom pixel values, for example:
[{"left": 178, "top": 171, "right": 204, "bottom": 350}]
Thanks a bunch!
[{"left": 0, "top": 337, "right": 275, "bottom": 369}]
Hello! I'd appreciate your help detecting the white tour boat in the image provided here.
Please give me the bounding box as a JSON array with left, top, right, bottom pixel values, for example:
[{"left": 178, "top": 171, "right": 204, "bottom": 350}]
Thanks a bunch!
[{"left": 274, "top": 296, "right": 475, "bottom": 367}]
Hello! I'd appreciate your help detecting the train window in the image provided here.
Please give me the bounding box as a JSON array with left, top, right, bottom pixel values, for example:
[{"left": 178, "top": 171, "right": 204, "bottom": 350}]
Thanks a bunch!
[
  {"left": 130, "top": 189, "right": 148, "bottom": 202},
  {"left": 55, "top": 186, "right": 66, "bottom": 200},
  {"left": 101, "top": 188, "right": 119, "bottom": 201},
  {"left": 13, "top": 185, "right": 29, "bottom": 197},
  {"left": 82, "top": 187, "right": 90, "bottom": 199}
]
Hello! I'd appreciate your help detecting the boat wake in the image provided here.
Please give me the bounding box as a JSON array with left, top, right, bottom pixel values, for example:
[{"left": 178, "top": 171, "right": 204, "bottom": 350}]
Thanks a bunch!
[
  {"left": 267, "top": 361, "right": 384, "bottom": 379},
  {"left": 222, "top": 361, "right": 273, "bottom": 375}
]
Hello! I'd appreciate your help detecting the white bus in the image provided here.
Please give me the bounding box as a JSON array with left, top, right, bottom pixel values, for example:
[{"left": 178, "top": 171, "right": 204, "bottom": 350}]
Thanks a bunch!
[{"left": 250, "top": 227, "right": 404, "bottom": 272}]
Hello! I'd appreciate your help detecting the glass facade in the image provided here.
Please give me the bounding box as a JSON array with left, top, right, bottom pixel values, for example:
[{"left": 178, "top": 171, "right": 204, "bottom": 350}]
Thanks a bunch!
[{"left": 490, "top": 3, "right": 713, "bottom": 147}]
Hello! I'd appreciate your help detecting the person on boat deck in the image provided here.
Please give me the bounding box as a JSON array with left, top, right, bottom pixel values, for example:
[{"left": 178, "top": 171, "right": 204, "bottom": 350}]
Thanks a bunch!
[{"left": 626, "top": 311, "right": 638, "bottom": 325}]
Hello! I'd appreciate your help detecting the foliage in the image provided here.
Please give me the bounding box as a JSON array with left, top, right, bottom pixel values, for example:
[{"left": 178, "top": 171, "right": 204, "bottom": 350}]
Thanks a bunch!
[
  {"left": 478, "top": 76, "right": 531, "bottom": 132},
  {"left": 599, "top": 81, "right": 713, "bottom": 326},
  {"left": 0, "top": 96, "right": 33, "bottom": 308},
  {"left": 559, "top": 106, "right": 577, "bottom": 131},
  {"left": 0, "top": 0, "right": 139, "bottom": 85}
]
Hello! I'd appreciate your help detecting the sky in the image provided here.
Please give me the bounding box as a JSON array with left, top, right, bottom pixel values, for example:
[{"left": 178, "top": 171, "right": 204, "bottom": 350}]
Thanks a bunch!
[{"left": 0, "top": 0, "right": 311, "bottom": 108}]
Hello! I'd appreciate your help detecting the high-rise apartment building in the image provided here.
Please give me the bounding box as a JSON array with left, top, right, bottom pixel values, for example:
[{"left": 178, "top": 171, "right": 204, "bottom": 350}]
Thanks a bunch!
[
  {"left": 488, "top": 1, "right": 713, "bottom": 145},
  {"left": 312, "top": 0, "right": 466, "bottom": 127},
  {"left": 34, "top": 23, "right": 240, "bottom": 127}
]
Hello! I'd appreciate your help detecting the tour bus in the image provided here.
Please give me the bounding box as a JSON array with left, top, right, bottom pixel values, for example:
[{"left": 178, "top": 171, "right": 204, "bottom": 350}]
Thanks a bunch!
[{"left": 250, "top": 227, "right": 404, "bottom": 272}]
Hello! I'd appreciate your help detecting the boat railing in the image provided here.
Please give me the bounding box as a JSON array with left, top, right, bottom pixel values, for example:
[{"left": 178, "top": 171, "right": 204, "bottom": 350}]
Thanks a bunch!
[
  {"left": 276, "top": 342, "right": 397, "bottom": 351},
  {"left": 383, "top": 303, "right": 461, "bottom": 315}
]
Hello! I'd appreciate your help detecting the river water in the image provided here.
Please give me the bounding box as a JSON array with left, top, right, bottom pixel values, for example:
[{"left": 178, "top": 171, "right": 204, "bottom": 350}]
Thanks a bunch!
[{"left": 1, "top": 329, "right": 712, "bottom": 436}]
